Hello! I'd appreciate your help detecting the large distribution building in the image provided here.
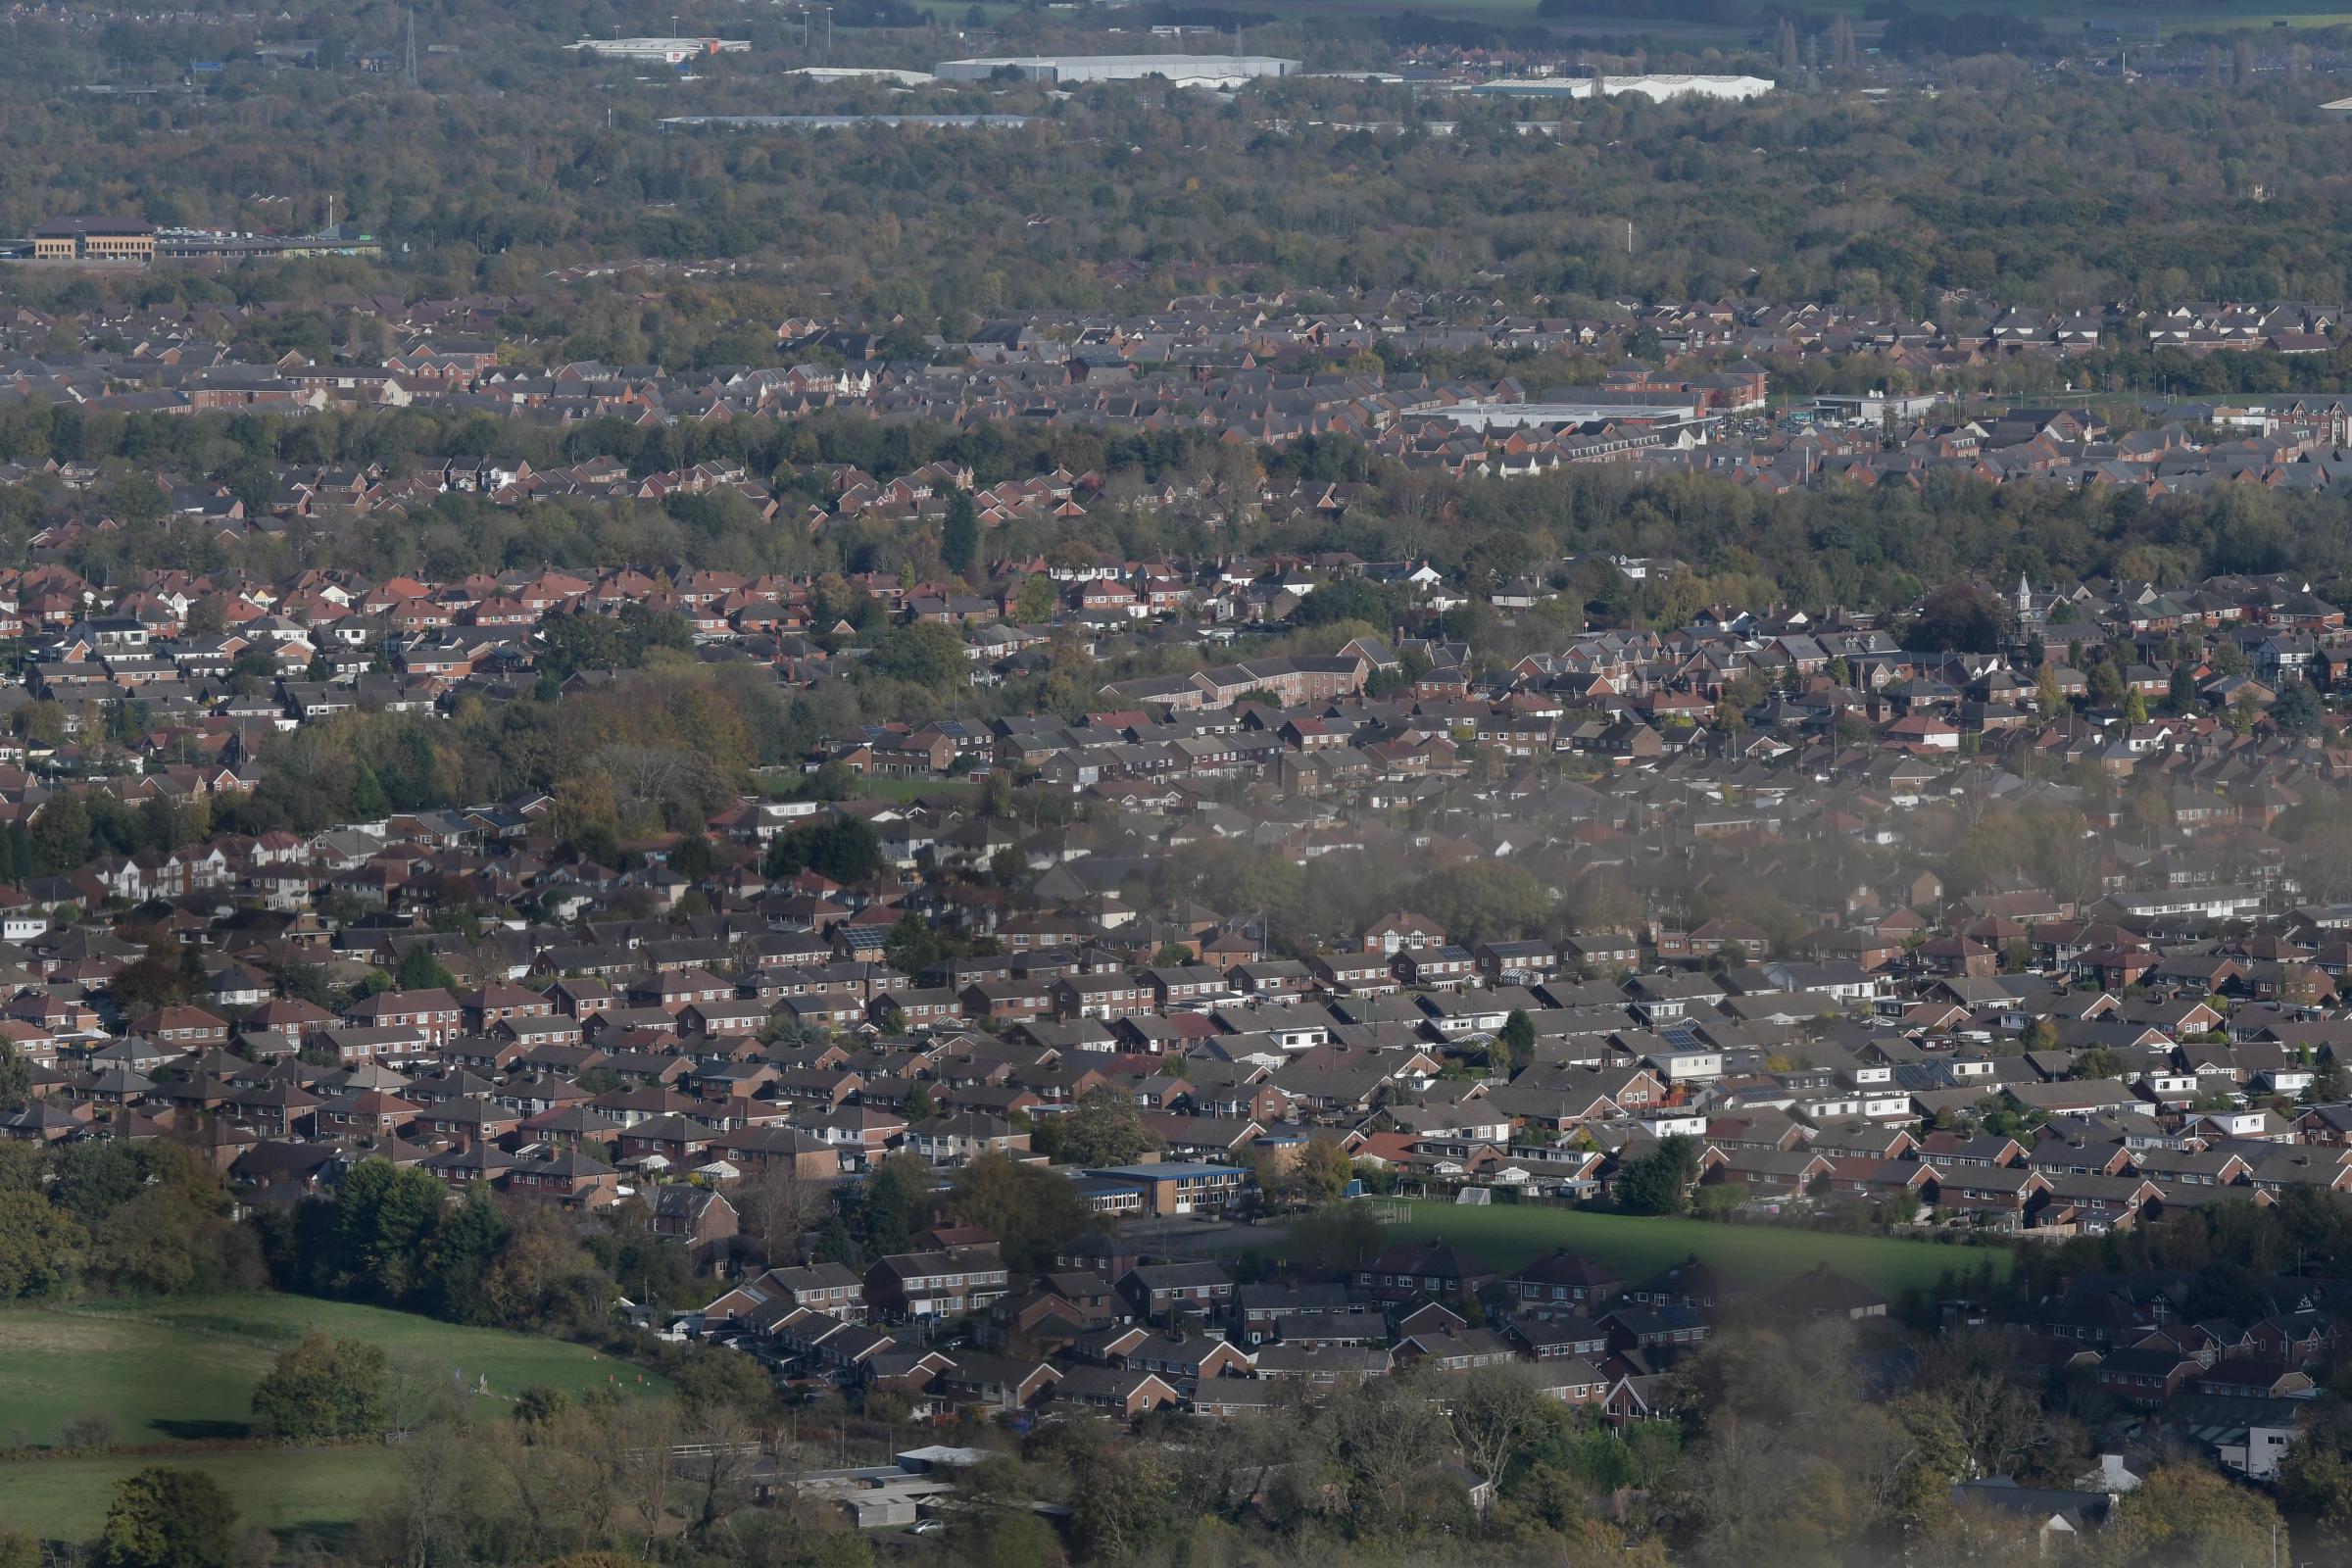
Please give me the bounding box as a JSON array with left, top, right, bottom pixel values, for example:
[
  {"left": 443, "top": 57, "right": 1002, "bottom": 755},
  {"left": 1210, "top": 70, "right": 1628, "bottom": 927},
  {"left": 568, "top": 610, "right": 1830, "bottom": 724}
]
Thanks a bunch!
[
  {"left": 933, "top": 53, "right": 1298, "bottom": 87},
  {"left": 1471, "top": 74, "right": 1775, "bottom": 103}
]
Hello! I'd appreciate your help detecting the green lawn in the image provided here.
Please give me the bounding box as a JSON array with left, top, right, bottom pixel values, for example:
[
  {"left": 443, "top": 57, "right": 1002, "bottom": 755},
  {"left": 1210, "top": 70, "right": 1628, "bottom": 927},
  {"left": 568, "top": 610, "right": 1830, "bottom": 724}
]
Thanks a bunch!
[
  {"left": 0, "top": 1293, "right": 673, "bottom": 1544},
  {"left": 1376, "top": 1200, "right": 2012, "bottom": 1298},
  {"left": 0, "top": 1447, "right": 387, "bottom": 1544},
  {"left": 0, "top": 1294, "right": 663, "bottom": 1447}
]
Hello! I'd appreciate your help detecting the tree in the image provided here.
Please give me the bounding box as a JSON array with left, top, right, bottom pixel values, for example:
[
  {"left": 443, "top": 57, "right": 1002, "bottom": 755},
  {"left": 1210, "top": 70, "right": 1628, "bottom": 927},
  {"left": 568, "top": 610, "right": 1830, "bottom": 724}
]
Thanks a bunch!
[
  {"left": 2170, "top": 662, "right": 2201, "bottom": 713},
  {"left": 684, "top": 1405, "right": 760, "bottom": 1536},
  {"left": 0, "top": 1189, "right": 86, "bottom": 1298},
  {"left": 1614, "top": 1135, "right": 1700, "bottom": 1216},
  {"left": 1495, "top": 1008, "right": 1536, "bottom": 1076},
  {"left": 395, "top": 944, "right": 458, "bottom": 993},
  {"left": 1319, "top": 1373, "right": 1459, "bottom": 1540},
  {"left": 1065, "top": 1430, "right": 1173, "bottom": 1564},
  {"left": 2106, "top": 1462, "right": 2279, "bottom": 1567},
  {"left": 329, "top": 1157, "right": 447, "bottom": 1303},
  {"left": 1828, "top": 12, "right": 1858, "bottom": 67},
  {"left": 2034, "top": 663, "right": 2064, "bottom": 714},
  {"left": 860, "top": 621, "right": 968, "bottom": 689},
  {"left": 2275, "top": 679, "right": 2326, "bottom": 738},
  {"left": 883, "top": 910, "right": 939, "bottom": 976},
  {"left": 251, "top": 1333, "right": 388, "bottom": 1441},
  {"left": 428, "top": 1183, "right": 509, "bottom": 1323},
  {"left": 941, "top": 488, "right": 979, "bottom": 579},
  {"left": 1447, "top": 1364, "right": 1560, "bottom": 1516},
  {"left": 735, "top": 1166, "right": 822, "bottom": 1268},
  {"left": 93, "top": 1184, "right": 219, "bottom": 1296},
  {"left": 1408, "top": 860, "right": 1548, "bottom": 947},
  {"left": 100, "top": 1466, "right": 237, "bottom": 1568},
  {"left": 1907, "top": 581, "right": 2005, "bottom": 655},
  {"left": 949, "top": 1152, "right": 1090, "bottom": 1272},
  {"left": 1912, "top": 1338, "right": 2049, "bottom": 1481},
  {"left": 1049, "top": 1088, "right": 1159, "bottom": 1168},
  {"left": 1013, "top": 574, "right": 1060, "bottom": 623},
  {"left": 854, "top": 1152, "right": 931, "bottom": 1256},
  {"left": 666, "top": 831, "right": 715, "bottom": 881},
  {"left": 2088, "top": 656, "right": 2129, "bottom": 712},
  {"left": 669, "top": 1345, "right": 773, "bottom": 1415},
  {"left": 0, "top": 1042, "right": 28, "bottom": 1112},
  {"left": 1288, "top": 1201, "right": 1383, "bottom": 1271},
  {"left": 1293, "top": 1138, "right": 1355, "bottom": 1206},
  {"left": 766, "top": 816, "right": 883, "bottom": 883}
]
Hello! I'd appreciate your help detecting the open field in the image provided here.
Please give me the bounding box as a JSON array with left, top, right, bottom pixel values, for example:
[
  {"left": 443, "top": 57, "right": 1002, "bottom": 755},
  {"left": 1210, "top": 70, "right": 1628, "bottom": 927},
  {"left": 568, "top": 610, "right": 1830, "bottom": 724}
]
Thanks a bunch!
[
  {"left": 0, "top": 1293, "right": 671, "bottom": 1543},
  {"left": 1375, "top": 1200, "right": 2014, "bottom": 1296},
  {"left": 0, "top": 1294, "right": 663, "bottom": 1446},
  {"left": 0, "top": 1310, "right": 276, "bottom": 1448},
  {"left": 0, "top": 1446, "right": 387, "bottom": 1544}
]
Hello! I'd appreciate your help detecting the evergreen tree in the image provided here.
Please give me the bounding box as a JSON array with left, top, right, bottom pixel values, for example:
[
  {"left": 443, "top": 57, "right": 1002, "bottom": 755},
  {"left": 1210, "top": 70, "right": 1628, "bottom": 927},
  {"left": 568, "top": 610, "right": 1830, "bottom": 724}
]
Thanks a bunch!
[
  {"left": 941, "top": 487, "right": 979, "bottom": 580},
  {"left": 395, "top": 944, "right": 456, "bottom": 993}
]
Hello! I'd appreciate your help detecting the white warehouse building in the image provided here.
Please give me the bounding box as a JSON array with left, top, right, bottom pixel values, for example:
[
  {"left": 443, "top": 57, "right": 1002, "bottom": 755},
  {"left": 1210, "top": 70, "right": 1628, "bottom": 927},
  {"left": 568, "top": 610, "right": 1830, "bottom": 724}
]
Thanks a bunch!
[
  {"left": 567, "top": 36, "right": 750, "bottom": 64},
  {"left": 933, "top": 53, "right": 1298, "bottom": 87},
  {"left": 1472, "top": 74, "right": 1776, "bottom": 103}
]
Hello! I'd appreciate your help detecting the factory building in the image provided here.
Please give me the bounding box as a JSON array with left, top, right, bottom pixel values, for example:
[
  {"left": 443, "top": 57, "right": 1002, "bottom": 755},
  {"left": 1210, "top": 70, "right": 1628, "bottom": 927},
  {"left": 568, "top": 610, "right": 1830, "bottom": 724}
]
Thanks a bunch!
[{"left": 933, "top": 53, "right": 1297, "bottom": 87}]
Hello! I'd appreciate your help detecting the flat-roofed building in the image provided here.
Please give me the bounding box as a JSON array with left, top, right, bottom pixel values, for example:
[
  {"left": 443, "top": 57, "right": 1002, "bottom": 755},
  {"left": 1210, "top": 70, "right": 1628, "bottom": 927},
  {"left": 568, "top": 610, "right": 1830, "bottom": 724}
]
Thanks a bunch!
[
  {"left": 32, "top": 218, "right": 156, "bottom": 264},
  {"left": 933, "top": 53, "right": 1297, "bottom": 87}
]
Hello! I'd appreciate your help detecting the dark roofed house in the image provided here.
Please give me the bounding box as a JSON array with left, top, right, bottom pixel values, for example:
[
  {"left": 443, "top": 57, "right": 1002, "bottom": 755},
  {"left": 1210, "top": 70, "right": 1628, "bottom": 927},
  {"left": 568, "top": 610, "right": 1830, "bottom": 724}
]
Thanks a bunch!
[
  {"left": 865, "top": 1245, "right": 1011, "bottom": 1320},
  {"left": 1050, "top": 1365, "right": 1182, "bottom": 1419},
  {"left": 1949, "top": 1477, "right": 2114, "bottom": 1550},
  {"left": 1117, "top": 1261, "right": 1234, "bottom": 1321},
  {"left": 650, "top": 1184, "right": 739, "bottom": 1251},
  {"left": 1766, "top": 1264, "right": 1886, "bottom": 1321},
  {"left": 1507, "top": 1250, "right": 1623, "bottom": 1311},
  {"left": 1352, "top": 1241, "right": 1494, "bottom": 1303}
]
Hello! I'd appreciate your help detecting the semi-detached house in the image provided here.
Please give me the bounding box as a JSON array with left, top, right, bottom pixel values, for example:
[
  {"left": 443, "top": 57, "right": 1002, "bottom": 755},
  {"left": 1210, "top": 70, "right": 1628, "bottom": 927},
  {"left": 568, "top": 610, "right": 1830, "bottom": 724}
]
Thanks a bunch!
[{"left": 863, "top": 1246, "right": 1011, "bottom": 1319}]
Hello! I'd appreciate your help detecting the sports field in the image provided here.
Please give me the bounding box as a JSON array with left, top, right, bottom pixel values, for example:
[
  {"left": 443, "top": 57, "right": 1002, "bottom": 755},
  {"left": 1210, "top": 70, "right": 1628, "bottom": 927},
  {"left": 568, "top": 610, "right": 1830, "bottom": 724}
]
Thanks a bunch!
[{"left": 1379, "top": 1199, "right": 2013, "bottom": 1296}]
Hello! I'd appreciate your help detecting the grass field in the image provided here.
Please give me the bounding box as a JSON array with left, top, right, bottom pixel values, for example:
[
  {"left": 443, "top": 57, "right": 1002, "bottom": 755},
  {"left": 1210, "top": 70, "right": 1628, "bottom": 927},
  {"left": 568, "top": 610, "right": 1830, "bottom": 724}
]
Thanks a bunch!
[
  {"left": 0, "top": 1295, "right": 663, "bottom": 1447},
  {"left": 1378, "top": 1200, "right": 2013, "bottom": 1297},
  {"left": 0, "top": 1293, "right": 672, "bottom": 1544},
  {"left": 0, "top": 1447, "right": 388, "bottom": 1544}
]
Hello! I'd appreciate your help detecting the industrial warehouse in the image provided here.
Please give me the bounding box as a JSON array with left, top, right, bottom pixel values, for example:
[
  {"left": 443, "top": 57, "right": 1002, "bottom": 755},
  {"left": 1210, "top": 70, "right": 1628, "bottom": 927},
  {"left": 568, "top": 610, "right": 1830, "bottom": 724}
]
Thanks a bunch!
[
  {"left": 567, "top": 35, "right": 751, "bottom": 64},
  {"left": 931, "top": 53, "right": 1298, "bottom": 86}
]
